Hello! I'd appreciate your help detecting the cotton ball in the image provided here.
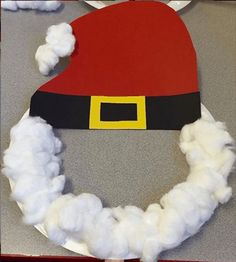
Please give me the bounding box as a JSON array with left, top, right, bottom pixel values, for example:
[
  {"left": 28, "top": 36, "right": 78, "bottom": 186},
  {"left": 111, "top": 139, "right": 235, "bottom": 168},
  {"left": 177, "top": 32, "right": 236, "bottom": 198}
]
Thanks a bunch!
[
  {"left": 36, "top": 152, "right": 53, "bottom": 165},
  {"left": 192, "top": 120, "right": 234, "bottom": 156},
  {"left": 144, "top": 204, "right": 162, "bottom": 226},
  {"left": 112, "top": 205, "right": 144, "bottom": 223},
  {"left": 214, "top": 186, "right": 232, "bottom": 204},
  {"left": 187, "top": 167, "right": 231, "bottom": 204},
  {"left": 16, "top": 1, "right": 40, "bottom": 9},
  {"left": 6, "top": 139, "right": 42, "bottom": 157},
  {"left": 215, "top": 121, "right": 227, "bottom": 130},
  {"left": 146, "top": 203, "right": 162, "bottom": 213},
  {"left": 125, "top": 205, "right": 144, "bottom": 217},
  {"left": 111, "top": 225, "right": 129, "bottom": 258},
  {"left": 54, "top": 137, "right": 63, "bottom": 154},
  {"left": 11, "top": 175, "right": 50, "bottom": 202},
  {"left": 180, "top": 123, "right": 194, "bottom": 144},
  {"left": 181, "top": 141, "right": 209, "bottom": 166},
  {"left": 161, "top": 188, "right": 201, "bottom": 235},
  {"left": 158, "top": 208, "right": 185, "bottom": 249},
  {"left": 44, "top": 194, "right": 74, "bottom": 245},
  {"left": 36, "top": 22, "right": 76, "bottom": 75},
  {"left": 46, "top": 23, "right": 76, "bottom": 57},
  {"left": 45, "top": 160, "right": 61, "bottom": 178},
  {"left": 3, "top": 151, "right": 26, "bottom": 174},
  {"left": 59, "top": 202, "right": 84, "bottom": 233},
  {"left": 3, "top": 147, "right": 60, "bottom": 180},
  {"left": 1, "top": 1, "right": 17, "bottom": 10},
  {"left": 1, "top": 1, "right": 61, "bottom": 11},
  {"left": 33, "top": 122, "right": 54, "bottom": 139},
  {"left": 10, "top": 117, "right": 45, "bottom": 141},
  {"left": 3, "top": 152, "right": 56, "bottom": 181},
  {"left": 141, "top": 237, "right": 162, "bottom": 262},
  {"left": 187, "top": 166, "right": 226, "bottom": 194},
  {"left": 214, "top": 148, "right": 236, "bottom": 177},
  {"left": 112, "top": 206, "right": 126, "bottom": 221},
  {"left": 58, "top": 193, "right": 103, "bottom": 234},
  {"left": 175, "top": 183, "right": 217, "bottom": 221},
  {"left": 36, "top": 1, "right": 61, "bottom": 11},
  {"left": 73, "top": 193, "right": 103, "bottom": 216},
  {"left": 22, "top": 191, "right": 56, "bottom": 225},
  {"left": 113, "top": 206, "right": 151, "bottom": 256},
  {"left": 51, "top": 175, "right": 65, "bottom": 193},
  {"left": 1, "top": 167, "right": 16, "bottom": 180},
  {"left": 85, "top": 208, "right": 115, "bottom": 259},
  {"left": 9, "top": 118, "right": 57, "bottom": 152},
  {"left": 35, "top": 44, "right": 59, "bottom": 75}
]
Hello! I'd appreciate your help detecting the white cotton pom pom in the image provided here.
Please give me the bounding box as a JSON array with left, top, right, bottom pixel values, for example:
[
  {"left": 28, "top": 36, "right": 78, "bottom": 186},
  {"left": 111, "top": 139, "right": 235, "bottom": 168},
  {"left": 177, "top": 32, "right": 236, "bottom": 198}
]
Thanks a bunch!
[
  {"left": 111, "top": 225, "right": 129, "bottom": 258},
  {"left": 215, "top": 149, "right": 236, "bottom": 177},
  {"left": 22, "top": 192, "right": 53, "bottom": 224},
  {"left": 141, "top": 237, "right": 162, "bottom": 262},
  {"left": 35, "top": 44, "right": 59, "bottom": 75},
  {"left": 85, "top": 208, "right": 115, "bottom": 258},
  {"left": 1, "top": 0, "right": 17, "bottom": 10},
  {"left": 113, "top": 206, "right": 152, "bottom": 257},
  {"left": 45, "top": 160, "right": 61, "bottom": 178},
  {"left": 10, "top": 117, "right": 46, "bottom": 140},
  {"left": 36, "top": 23, "right": 76, "bottom": 75},
  {"left": 214, "top": 186, "right": 232, "bottom": 204},
  {"left": 54, "top": 137, "right": 63, "bottom": 154},
  {"left": 179, "top": 123, "right": 194, "bottom": 144},
  {"left": 158, "top": 208, "right": 185, "bottom": 249},
  {"left": 180, "top": 141, "right": 209, "bottom": 166},
  {"left": 1, "top": 1, "right": 61, "bottom": 11},
  {"left": 73, "top": 193, "right": 103, "bottom": 215},
  {"left": 11, "top": 175, "right": 50, "bottom": 202},
  {"left": 180, "top": 119, "right": 235, "bottom": 158},
  {"left": 46, "top": 23, "right": 76, "bottom": 57},
  {"left": 161, "top": 188, "right": 201, "bottom": 234},
  {"left": 187, "top": 167, "right": 226, "bottom": 194},
  {"left": 51, "top": 175, "right": 65, "bottom": 193},
  {"left": 144, "top": 204, "right": 162, "bottom": 226},
  {"left": 192, "top": 120, "right": 234, "bottom": 156},
  {"left": 16, "top": 1, "right": 40, "bottom": 9},
  {"left": 58, "top": 193, "right": 103, "bottom": 235},
  {"left": 59, "top": 203, "right": 84, "bottom": 233},
  {"left": 36, "top": 1, "right": 61, "bottom": 11},
  {"left": 175, "top": 183, "right": 217, "bottom": 221},
  {"left": 44, "top": 194, "right": 74, "bottom": 245}
]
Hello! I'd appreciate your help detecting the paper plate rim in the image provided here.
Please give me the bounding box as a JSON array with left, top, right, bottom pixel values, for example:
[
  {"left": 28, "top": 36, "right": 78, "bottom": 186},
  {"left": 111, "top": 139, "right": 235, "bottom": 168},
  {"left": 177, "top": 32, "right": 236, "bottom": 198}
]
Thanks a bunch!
[
  {"left": 84, "top": 1, "right": 192, "bottom": 12},
  {"left": 8, "top": 103, "right": 213, "bottom": 259}
]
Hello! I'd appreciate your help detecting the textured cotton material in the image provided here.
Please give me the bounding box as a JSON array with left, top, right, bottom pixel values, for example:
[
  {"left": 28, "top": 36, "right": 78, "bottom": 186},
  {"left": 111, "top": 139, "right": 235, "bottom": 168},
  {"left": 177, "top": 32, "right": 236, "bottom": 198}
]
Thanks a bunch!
[
  {"left": 2, "top": 107, "right": 235, "bottom": 262},
  {"left": 1, "top": 0, "right": 61, "bottom": 11},
  {"left": 35, "top": 23, "right": 76, "bottom": 75}
]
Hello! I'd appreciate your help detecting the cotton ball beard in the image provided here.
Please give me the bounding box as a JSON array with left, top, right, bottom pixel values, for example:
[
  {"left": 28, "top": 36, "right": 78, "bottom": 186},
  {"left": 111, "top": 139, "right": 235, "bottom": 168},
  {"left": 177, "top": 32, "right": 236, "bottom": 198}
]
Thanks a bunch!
[
  {"left": 35, "top": 23, "right": 76, "bottom": 75},
  {"left": 2, "top": 107, "right": 235, "bottom": 262},
  {"left": 1, "top": 1, "right": 61, "bottom": 11},
  {"left": 3, "top": 116, "right": 65, "bottom": 225}
]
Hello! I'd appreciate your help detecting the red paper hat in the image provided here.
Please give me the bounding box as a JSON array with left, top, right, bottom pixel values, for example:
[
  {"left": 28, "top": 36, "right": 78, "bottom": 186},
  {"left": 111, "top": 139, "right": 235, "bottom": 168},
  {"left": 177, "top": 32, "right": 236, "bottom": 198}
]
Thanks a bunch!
[{"left": 30, "top": 1, "right": 201, "bottom": 130}]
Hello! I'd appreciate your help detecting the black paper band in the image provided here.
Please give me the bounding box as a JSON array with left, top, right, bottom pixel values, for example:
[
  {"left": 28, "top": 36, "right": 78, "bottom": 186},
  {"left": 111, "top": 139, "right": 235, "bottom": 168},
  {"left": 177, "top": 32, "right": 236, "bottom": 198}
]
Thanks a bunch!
[{"left": 30, "top": 91, "right": 201, "bottom": 130}]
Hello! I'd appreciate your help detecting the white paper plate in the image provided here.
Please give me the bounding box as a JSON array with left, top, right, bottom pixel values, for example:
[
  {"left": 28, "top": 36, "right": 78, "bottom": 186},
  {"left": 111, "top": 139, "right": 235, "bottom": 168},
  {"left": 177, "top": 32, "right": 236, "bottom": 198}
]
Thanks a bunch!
[
  {"left": 84, "top": 1, "right": 192, "bottom": 12},
  {"left": 8, "top": 104, "right": 212, "bottom": 259}
]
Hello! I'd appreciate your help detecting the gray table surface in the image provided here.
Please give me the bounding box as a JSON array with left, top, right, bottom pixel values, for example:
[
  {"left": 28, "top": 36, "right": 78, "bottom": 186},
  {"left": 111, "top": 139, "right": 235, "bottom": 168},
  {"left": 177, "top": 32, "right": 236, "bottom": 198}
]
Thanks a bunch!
[{"left": 1, "top": 1, "right": 236, "bottom": 260}]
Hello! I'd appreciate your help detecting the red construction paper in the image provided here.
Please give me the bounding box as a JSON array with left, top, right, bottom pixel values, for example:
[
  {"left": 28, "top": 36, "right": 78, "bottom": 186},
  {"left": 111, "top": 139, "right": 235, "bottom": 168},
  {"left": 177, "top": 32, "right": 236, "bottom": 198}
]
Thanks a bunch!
[{"left": 38, "top": 1, "right": 198, "bottom": 96}]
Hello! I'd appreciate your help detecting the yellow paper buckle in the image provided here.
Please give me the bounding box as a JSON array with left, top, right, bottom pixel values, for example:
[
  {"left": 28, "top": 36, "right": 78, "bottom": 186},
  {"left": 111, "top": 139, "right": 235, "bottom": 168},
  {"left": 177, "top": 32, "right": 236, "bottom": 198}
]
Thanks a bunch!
[{"left": 89, "top": 96, "right": 146, "bottom": 129}]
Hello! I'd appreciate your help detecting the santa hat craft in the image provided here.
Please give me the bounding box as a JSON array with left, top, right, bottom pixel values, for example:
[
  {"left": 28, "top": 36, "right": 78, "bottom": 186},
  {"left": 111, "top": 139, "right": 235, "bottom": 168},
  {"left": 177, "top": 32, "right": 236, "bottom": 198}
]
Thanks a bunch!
[
  {"left": 30, "top": 1, "right": 201, "bottom": 130},
  {"left": 3, "top": 1, "right": 236, "bottom": 261}
]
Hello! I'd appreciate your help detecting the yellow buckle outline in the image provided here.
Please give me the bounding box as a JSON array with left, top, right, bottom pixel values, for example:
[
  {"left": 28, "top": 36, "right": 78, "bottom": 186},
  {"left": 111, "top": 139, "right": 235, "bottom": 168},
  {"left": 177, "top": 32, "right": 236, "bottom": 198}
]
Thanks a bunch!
[{"left": 89, "top": 96, "right": 146, "bottom": 129}]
